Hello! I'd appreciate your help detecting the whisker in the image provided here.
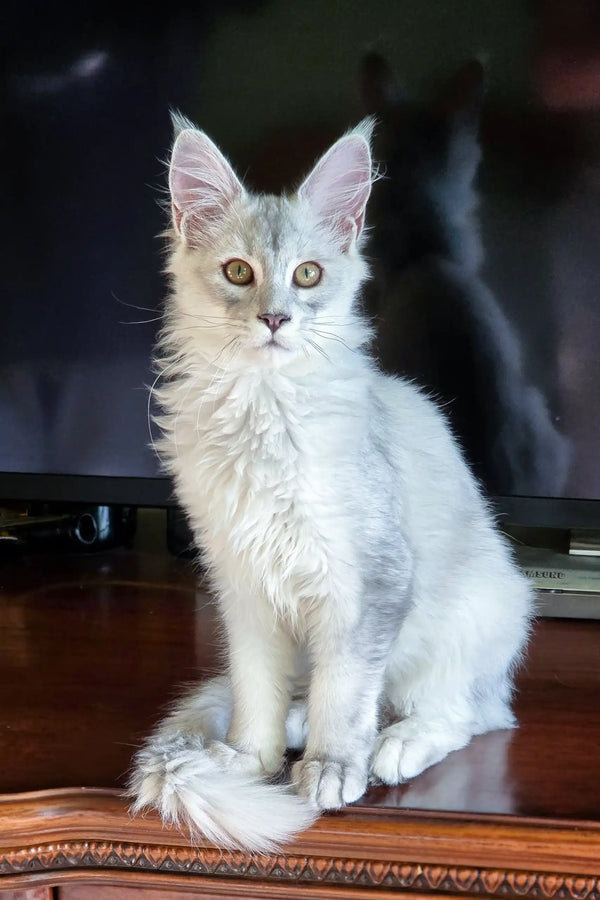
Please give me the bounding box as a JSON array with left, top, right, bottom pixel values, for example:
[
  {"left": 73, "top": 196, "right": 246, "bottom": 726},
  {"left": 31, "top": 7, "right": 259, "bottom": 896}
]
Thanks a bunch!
[
  {"left": 147, "top": 356, "right": 183, "bottom": 462},
  {"left": 311, "top": 328, "right": 357, "bottom": 354},
  {"left": 211, "top": 335, "right": 242, "bottom": 367},
  {"left": 124, "top": 318, "right": 237, "bottom": 332},
  {"left": 120, "top": 317, "right": 164, "bottom": 325},
  {"left": 311, "top": 319, "right": 359, "bottom": 328},
  {"left": 113, "top": 293, "right": 243, "bottom": 326},
  {"left": 306, "top": 337, "right": 331, "bottom": 362},
  {"left": 112, "top": 293, "right": 161, "bottom": 314},
  {"left": 172, "top": 371, "right": 207, "bottom": 462},
  {"left": 177, "top": 323, "right": 234, "bottom": 331},
  {"left": 196, "top": 340, "right": 241, "bottom": 432},
  {"left": 183, "top": 314, "right": 242, "bottom": 322},
  {"left": 172, "top": 363, "right": 226, "bottom": 462},
  {"left": 313, "top": 315, "right": 358, "bottom": 323},
  {"left": 195, "top": 370, "right": 224, "bottom": 435}
]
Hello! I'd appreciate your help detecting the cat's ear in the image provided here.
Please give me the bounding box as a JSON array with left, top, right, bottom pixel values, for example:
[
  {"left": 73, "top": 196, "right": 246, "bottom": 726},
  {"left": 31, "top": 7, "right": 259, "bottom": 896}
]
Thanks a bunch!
[
  {"left": 298, "top": 121, "right": 374, "bottom": 251},
  {"left": 169, "top": 119, "right": 244, "bottom": 245}
]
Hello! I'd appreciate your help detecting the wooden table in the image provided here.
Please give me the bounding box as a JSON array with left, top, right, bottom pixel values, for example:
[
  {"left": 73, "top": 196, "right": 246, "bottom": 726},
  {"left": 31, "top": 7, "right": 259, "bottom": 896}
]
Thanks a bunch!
[{"left": 0, "top": 512, "right": 599, "bottom": 899}]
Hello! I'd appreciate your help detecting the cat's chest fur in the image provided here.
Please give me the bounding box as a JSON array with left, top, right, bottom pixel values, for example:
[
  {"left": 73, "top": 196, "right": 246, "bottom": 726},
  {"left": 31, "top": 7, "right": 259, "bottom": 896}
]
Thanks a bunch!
[{"left": 171, "top": 366, "right": 366, "bottom": 613}]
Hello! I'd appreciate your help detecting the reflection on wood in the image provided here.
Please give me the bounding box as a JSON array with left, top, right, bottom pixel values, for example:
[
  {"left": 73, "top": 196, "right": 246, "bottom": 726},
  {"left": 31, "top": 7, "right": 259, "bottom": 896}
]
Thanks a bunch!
[{"left": 0, "top": 536, "right": 599, "bottom": 895}]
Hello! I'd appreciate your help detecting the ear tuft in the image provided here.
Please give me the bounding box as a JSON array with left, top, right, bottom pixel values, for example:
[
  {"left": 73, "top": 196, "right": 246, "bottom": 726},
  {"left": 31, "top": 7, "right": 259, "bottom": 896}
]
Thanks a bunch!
[
  {"left": 170, "top": 109, "right": 196, "bottom": 139},
  {"left": 298, "top": 121, "right": 375, "bottom": 251},
  {"left": 168, "top": 119, "right": 243, "bottom": 245}
]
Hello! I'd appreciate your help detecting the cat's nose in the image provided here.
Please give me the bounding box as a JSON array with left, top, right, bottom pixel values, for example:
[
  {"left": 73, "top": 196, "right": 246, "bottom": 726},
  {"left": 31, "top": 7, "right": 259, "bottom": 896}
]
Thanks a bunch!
[{"left": 257, "top": 313, "right": 290, "bottom": 333}]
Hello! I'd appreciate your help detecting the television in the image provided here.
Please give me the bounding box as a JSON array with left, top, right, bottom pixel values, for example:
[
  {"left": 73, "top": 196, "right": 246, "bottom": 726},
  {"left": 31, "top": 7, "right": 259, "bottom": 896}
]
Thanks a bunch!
[{"left": 1, "top": 0, "right": 599, "bottom": 533}]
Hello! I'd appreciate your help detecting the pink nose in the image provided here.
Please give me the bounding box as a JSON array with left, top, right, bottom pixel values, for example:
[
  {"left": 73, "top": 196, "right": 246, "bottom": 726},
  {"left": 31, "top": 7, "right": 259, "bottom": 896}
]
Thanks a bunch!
[{"left": 257, "top": 313, "right": 290, "bottom": 333}]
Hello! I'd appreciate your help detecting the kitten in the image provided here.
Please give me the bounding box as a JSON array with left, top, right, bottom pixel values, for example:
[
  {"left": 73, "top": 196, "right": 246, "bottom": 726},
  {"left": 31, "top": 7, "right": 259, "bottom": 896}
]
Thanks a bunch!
[{"left": 129, "top": 116, "right": 532, "bottom": 852}]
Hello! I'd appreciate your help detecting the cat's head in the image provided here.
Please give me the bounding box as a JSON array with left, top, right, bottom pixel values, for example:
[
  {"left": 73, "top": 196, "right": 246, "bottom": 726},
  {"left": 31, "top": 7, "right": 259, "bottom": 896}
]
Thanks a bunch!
[{"left": 163, "top": 116, "right": 376, "bottom": 369}]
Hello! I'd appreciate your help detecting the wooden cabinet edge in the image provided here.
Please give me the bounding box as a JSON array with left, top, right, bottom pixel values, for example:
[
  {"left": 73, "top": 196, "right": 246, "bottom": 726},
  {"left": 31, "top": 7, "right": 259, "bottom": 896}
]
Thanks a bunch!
[{"left": 0, "top": 789, "right": 599, "bottom": 890}]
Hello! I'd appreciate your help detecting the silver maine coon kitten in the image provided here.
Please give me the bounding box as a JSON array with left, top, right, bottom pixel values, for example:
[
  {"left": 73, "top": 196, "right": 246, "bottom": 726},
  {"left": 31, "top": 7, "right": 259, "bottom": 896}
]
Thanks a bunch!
[{"left": 129, "top": 116, "right": 533, "bottom": 851}]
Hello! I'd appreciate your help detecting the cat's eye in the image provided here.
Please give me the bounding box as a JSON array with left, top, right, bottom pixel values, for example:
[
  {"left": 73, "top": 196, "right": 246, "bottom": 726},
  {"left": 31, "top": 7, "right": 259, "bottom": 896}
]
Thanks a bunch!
[
  {"left": 223, "top": 259, "right": 254, "bottom": 285},
  {"left": 293, "top": 261, "right": 322, "bottom": 288}
]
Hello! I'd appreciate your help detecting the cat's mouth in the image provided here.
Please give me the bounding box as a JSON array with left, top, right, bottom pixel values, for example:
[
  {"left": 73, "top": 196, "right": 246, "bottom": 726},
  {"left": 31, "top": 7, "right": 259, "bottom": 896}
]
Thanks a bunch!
[{"left": 262, "top": 335, "right": 290, "bottom": 351}]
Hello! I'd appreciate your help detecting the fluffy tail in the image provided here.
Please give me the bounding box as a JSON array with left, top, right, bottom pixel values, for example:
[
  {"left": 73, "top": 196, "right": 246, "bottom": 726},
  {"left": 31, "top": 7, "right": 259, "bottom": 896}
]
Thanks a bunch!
[{"left": 129, "top": 677, "right": 317, "bottom": 853}]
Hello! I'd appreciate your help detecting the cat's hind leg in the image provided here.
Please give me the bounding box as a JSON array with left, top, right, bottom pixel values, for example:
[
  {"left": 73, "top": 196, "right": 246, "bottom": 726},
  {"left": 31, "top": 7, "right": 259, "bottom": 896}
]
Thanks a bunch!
[
  {"left": 370, "top": 715, "right": 473, "bottom": 783},
  {"left": 370, "top": 681, "right": 517, "bottom": 784},
  {"left": 370, "top": 544, "right": 531, "bottom": 785},
  {"left": 371, "top": 632, "right": 523, "bottom": 784}
]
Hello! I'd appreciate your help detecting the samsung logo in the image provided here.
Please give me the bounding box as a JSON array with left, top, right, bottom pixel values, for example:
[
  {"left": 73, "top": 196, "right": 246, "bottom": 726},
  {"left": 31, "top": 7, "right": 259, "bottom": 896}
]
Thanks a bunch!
[{"left": 524, "top": 569, "right": 566, "bottom": 580}]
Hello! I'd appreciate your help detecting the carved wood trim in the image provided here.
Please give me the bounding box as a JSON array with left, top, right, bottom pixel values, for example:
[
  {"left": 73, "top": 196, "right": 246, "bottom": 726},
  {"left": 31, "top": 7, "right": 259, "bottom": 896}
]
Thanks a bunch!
[
  {"left": 0, "top": 840, "right": 600, "bottom": 899},
  {"left": 0, "top": 789, "right": 599, "bottom": 896},
  {"left": 3, "top": 789, "right": 600, "bottom": 874}
]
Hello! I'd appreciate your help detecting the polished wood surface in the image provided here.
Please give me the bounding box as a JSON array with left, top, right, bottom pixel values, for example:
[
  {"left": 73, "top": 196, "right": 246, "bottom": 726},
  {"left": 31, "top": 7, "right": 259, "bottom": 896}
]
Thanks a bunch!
[
  {"left": 0, "top": 512, "right": 599, "bottom": 895},
  {"left": 1, "top": 514, "right": 599, "bottom": 817},
  {"left": 0, "top": 889, "right": 52, "bottom": 900}
]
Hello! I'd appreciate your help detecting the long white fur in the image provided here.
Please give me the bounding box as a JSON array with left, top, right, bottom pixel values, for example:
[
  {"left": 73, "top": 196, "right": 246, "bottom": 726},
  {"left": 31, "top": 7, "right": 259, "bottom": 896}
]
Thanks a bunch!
[
  {"left": 129, "top": 679, "right": 316, "bottom": 852},
  {"left": 130, "top": 117, "right": 533, "bottom": 852}
]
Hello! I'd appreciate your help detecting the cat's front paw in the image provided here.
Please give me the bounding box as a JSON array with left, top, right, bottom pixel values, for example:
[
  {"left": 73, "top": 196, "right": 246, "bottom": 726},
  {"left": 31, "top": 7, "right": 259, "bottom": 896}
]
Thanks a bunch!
[
  {"left": 291, "top": 757, "right": 367, "bottom": 809},
  {"left": 206, "top": 740, "right": 283, "bottom": 777}
]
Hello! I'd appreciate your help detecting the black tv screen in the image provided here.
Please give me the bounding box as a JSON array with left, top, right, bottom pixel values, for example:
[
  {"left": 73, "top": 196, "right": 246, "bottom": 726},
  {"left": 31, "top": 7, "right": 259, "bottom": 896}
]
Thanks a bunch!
[{"left": 1, "top": 0, "right": 599, "bottom": 525}]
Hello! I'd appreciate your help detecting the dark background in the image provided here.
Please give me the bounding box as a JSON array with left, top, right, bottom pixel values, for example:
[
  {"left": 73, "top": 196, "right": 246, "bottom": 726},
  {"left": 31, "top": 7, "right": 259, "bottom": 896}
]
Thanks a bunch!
[{"left": 1, "top": 0, "right": 599, "bottom": 516}]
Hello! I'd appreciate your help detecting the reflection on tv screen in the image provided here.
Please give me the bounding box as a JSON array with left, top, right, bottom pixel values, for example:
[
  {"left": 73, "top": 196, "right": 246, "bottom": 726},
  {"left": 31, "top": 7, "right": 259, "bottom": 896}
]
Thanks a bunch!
[{"left": 1, "top": 0, "right": 599, "bottom": 502}]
